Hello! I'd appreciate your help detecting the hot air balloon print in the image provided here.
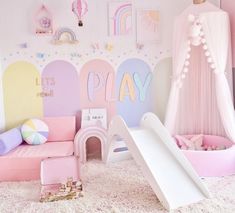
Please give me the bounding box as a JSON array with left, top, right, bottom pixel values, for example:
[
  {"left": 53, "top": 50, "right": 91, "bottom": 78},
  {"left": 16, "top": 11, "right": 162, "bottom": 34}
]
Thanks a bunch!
[{"left": 72, "top": 0, "right": 88, "bottom": 27}]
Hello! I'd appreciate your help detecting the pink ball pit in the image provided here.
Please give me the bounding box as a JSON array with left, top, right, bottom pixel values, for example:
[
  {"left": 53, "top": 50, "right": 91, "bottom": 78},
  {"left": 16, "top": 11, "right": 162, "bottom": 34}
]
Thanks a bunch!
[{"left": 178, "top": 135, "right": 235, "bottom": 177}]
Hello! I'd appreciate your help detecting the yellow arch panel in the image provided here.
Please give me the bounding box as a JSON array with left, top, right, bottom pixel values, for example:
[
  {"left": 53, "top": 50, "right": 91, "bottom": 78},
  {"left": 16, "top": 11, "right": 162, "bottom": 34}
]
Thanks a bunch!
[{"left": 3, "top": 61, "right": 43, "bottom": 129}]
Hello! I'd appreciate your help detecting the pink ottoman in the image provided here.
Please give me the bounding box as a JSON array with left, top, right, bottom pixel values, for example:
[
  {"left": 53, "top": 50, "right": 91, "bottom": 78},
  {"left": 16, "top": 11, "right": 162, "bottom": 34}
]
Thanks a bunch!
[{"left": 41, "top": 156, "right": 80, "bottom": 185}]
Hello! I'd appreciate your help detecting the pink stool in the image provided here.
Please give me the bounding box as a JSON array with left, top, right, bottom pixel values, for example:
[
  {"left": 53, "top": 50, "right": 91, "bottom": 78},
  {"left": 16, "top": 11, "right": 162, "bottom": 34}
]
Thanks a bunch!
[{"left": 40, "top": 156, "right": 80, "bottom": 185}]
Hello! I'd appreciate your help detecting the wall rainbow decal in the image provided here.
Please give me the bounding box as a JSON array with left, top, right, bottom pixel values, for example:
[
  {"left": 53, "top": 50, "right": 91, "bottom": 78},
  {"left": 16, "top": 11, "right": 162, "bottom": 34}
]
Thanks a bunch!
[
  {"left": 109, "top": 2, "right": 132, "bottom": 36},
  {"left": 52, "top": 27, "right": 78, "bottom": 45}
]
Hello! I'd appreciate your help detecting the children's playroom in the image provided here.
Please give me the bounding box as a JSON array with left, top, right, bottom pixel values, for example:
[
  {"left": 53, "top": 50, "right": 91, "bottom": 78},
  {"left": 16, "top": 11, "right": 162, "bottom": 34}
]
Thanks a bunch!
[{"left": 0, "top": 0, "right": 235, "bottom": 212}]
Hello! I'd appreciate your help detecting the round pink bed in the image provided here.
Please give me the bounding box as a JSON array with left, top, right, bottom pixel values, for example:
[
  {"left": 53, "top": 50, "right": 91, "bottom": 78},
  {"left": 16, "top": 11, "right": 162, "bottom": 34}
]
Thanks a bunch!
[{"left": 178, "top": 135, "right": 235, "bottom": 177}]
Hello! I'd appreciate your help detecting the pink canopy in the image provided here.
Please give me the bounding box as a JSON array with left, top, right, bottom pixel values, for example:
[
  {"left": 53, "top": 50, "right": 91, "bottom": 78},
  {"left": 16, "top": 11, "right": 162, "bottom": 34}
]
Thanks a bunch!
[{"left": 165, "top": 2, "right": 235, "bottom": 142}]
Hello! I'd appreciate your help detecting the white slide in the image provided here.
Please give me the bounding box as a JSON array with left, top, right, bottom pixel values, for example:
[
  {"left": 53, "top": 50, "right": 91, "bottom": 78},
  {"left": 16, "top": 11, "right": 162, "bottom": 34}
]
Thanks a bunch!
[{"left": 105, "top": 112, "right": 210, "bottom": 210}]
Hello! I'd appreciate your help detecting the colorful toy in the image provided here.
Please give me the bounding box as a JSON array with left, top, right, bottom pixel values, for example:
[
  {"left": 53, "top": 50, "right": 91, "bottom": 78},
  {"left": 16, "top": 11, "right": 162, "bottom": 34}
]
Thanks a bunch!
[
  {"left": 21, "top": 119, "right": 49, "bottom": 145},
  {"left": 34, "top": 4, "right": 53, "bottom": 34},
  {"left": 72, "top": 0, "right": 88, "bottom": 27},
  {"left": 40, "top": 155, "right": 81, "bottom": 202},
  {"left": 40, "top": 177, "right": 83, "bottom": 202}
]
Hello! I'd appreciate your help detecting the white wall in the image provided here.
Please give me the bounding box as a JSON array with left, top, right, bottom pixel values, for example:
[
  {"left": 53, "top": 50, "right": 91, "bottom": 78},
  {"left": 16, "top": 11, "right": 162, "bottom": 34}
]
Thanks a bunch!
[
  {"left": 0, "top": 0, "right": 219, "bottom": 54},
  {"left": 0, "top": 0, "right": 220, "bottom": 131}
]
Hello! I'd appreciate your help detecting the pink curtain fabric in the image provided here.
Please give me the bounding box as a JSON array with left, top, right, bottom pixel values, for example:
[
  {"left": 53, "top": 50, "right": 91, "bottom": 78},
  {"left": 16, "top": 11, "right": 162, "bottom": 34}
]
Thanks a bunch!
[
  {"left": 164, "top": 18, "right": 189, "bottom": 133},
  {"left": 165, "top": 10, "right": 235, "bottom": 142},
  {"left": 201, "top": 12, "right": 235, "bottom": 141}
]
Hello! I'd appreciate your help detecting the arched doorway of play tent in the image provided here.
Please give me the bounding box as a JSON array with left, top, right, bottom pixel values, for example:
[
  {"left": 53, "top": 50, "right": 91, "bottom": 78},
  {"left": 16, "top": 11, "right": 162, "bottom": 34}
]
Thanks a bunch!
[
  {"left": 74, "top": 127, "right": 107, "bottom": 164},
  {"left": 86, "top": 136, "right": 102, "bottom": 161}
]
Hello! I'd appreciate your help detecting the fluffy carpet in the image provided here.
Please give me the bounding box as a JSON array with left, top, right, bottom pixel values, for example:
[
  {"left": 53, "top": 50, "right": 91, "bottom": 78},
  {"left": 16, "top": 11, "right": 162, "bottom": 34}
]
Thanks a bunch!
[{"left": 0, "top": 160, "right": 235, "bottom": 213}]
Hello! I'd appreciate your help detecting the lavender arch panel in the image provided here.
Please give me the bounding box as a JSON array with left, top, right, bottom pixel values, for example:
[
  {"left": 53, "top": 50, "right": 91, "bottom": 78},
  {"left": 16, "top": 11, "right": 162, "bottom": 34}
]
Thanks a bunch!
[
  {"left": 116, "top": 58, "right": 153, "bottom": 127},
  {"left": 42, "top": 60, "right": 80, "bottom": 116}
]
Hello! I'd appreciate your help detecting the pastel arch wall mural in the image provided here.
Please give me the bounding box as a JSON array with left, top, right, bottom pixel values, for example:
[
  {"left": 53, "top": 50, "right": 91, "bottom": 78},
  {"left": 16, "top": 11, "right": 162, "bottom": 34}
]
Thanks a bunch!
[
  {"left": 116, "top": 58, "right": 153, "bottom": 127},
  {"left": 80, "top": 59, "right": 116, "bottom": 122},
  {"left": 42, "top": 60, "right": 80, "bottom": 117},
  {"left": 109, "top": 2, "right": 132, "bottom": 36},
  {"left": 0, "top": 73, "right": 5, "bottom": 132},
  {"left": 3, "top": 61, "right": 43, "bottom": 130},
  {"left": 152, "top": 57, "right": 172, "bottom": 122}
]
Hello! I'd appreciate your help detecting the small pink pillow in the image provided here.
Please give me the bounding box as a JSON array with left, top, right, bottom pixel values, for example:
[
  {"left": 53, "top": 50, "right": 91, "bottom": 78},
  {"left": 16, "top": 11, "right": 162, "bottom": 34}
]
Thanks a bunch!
[
  {"left": 175, "top": 134, "right": 204, "bottom": 150},
  {"left": 42, "top": 116, "right": 76, "bottom": 142}
]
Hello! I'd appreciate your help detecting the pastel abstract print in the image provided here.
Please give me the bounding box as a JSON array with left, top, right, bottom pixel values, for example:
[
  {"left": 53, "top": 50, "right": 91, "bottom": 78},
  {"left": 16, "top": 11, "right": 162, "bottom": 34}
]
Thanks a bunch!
[{"left": 136, "top": 9, "right": 160, "bottom": 44}]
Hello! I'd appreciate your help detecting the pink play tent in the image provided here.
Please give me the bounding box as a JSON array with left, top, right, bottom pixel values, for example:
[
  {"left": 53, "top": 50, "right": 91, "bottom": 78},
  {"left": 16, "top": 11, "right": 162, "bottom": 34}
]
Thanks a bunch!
[{"left": 165, "top": 2, "right": 235, "bottom": 142}]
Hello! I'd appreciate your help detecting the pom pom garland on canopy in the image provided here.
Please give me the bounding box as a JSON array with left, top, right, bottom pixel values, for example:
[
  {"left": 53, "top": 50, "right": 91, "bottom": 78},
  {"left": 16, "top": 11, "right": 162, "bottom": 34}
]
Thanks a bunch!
[{"left": 165, "top": 2, "right": 235, "bottom": 142}]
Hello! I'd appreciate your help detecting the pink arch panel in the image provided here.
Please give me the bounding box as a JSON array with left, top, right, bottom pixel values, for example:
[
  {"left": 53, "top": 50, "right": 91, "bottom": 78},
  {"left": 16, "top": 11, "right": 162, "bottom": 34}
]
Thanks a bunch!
[{"left": 79, "top": 59, "right": 116, "bottom": 122}]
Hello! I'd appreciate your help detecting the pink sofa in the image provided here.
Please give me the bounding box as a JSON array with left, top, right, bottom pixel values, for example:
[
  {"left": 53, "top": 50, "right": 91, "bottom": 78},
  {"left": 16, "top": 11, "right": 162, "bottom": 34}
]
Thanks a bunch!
[{"left": 0, "top": 116, "right": 76, "bottom": 182}]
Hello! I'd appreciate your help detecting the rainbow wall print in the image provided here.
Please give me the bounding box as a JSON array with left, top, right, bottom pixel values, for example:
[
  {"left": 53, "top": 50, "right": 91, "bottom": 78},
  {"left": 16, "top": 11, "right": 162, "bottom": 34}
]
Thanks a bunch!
[
  {"left": 108, "top": 1, "right": 132, "bottom": 36},
  {"left": 51, "top": 28, "right": 78, "bottom": 45}
]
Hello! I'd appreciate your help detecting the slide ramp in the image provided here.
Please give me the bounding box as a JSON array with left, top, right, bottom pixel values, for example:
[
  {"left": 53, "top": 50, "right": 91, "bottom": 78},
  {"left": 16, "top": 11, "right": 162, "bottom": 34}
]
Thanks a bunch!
[{"left": 105, "top": 113, "right": 210, "bottom": 210}]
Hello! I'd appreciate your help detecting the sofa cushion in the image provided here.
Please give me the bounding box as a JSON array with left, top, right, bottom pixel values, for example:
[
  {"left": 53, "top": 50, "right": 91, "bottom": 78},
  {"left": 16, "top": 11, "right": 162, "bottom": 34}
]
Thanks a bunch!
[
  {"left": 21, "top": 119, "right": 49, "bottom": 145},
  {"left": 42, "top": 116, "right": 76, "bottom": 142},
  {"left": 0, "top": 142, "right": 74, "bottom": 181},
  {"left": 0, "top": 127, "right": 23, "bottom": 155},
  {"left": 0, "top": 142, "right": 74, "bottom": 159}
]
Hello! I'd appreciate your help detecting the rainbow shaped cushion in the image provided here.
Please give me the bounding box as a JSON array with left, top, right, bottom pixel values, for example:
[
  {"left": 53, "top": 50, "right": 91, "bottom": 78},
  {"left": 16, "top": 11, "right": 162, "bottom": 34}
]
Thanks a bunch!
[{"left": 21, "top": 119, "right": 49, "bottom": 145}]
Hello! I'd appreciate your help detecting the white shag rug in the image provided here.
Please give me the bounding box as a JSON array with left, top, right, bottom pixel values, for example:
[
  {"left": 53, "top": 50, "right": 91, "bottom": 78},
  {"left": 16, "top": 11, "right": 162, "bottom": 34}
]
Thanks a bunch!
[{"left": 0, "top": 160, "right": 235, "bottom": 213}]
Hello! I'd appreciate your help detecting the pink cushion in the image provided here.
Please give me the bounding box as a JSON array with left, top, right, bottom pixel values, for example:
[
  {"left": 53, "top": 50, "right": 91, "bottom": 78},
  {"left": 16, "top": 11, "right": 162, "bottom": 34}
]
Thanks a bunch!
[
  {"left": 41, "top": 156, "right": 80, "bottom": 185},
  {"left": 42, "top": 116, "right": 76, "bottom": 142},
  {"left": 0, "top": 142, "right": 74, "bottom": 181}
]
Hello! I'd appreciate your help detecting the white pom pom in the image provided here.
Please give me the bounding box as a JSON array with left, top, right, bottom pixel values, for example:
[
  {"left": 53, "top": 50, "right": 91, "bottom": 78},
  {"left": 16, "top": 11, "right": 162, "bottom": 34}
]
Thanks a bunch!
[
  {"left": 205, "top": 51, "right": 210, "bottom": 57},
  {"left": 207, "top": 57, "right": 212, "bottom": 63},
  {"left": 183, "top": 67, "right": 189, "bottom": 73},
  {"left": 201, "top": 38, "right": 206, "bottom": 44},
  {"left": 187, "top": 47, "right": 191, "bottom": 52},
  {"left": 190, "top": 25, "right": 201, "bottom": 37},
  {"left": 211, "top": 64, "right": 216, "bottom": 69},
  {"left": 184, "top": 61, "right": 190, "bottom": 66},
  {"left": 203, "top": 45, "right": 208, "bottom": 50},
  {"left": 191, "top": 37, "right": 201, "bottom": 46},
  {"left": 181, "top": 74, "right": 186, "bottom": 79},
  {"left": 188, "top": 14, "right": 195, "bottom": 22},
  {"left": 186, "top": 54, "right": 190, "bottom": 59}
]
